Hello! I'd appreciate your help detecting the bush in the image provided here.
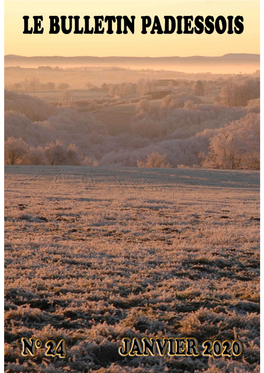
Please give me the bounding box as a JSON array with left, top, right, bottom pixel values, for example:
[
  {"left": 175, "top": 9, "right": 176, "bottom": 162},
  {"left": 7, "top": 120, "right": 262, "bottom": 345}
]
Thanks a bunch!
[
  {"left": 44, "top": 141, "right": 82, "bottom": 165},
  {"left": 201, "top": 113, "right": 260, "bottom": 170},
  {"left": 5, "top": 137, "right": 28, "bottom": 165},
  {"left": 137, "top": 152, "right": 172, "bottom": 168}
]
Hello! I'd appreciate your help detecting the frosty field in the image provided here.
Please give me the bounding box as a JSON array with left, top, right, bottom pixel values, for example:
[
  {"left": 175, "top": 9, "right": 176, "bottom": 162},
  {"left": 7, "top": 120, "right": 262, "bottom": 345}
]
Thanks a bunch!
[{"left": 5, "top": 166, "right": 260, "bottom": 373}]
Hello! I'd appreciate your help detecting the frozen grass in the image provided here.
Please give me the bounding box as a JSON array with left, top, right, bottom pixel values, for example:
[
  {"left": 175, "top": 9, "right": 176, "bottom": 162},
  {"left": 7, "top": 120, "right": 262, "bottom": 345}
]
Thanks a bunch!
[{"left": 5, "top": 166, "right": 259, "bottom": 373}]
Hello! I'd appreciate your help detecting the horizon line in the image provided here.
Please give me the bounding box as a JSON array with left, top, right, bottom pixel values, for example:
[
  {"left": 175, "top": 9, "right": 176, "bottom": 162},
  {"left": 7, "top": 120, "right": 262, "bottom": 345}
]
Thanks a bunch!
[{"left": 4, "top": 53, "right": 260, "bottom": 59}]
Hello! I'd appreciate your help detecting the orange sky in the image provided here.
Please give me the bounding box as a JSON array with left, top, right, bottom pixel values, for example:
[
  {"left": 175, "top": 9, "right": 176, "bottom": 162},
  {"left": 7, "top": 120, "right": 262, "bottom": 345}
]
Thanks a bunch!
[{"left": 4, "top": 0, "right": 260, "bottom": 57}]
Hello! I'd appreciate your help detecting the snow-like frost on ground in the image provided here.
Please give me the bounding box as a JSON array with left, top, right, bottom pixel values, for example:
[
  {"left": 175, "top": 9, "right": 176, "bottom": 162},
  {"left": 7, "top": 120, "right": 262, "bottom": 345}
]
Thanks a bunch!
[{"left": 5, "top": 166, "right": 259, "bottom": 372}]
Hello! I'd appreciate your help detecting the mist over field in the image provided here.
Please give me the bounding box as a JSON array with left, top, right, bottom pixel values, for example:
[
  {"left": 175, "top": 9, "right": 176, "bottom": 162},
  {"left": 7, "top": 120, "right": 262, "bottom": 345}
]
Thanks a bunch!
[{"left": 5, "top": 54, "right": 260, "bottom": 74}]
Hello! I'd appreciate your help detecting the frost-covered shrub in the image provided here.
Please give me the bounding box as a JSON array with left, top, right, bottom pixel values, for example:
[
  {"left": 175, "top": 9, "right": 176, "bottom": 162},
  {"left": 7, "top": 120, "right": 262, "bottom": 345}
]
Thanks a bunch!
[
  {"left": 44, "top": 141, "right": 82, "bottom": 165},
  {"left": 5, "top": 137, "right": 28, "bottom": 165},
  {"left": 201, "top": 113, "right": 260, "bottom": 170},
  {"left": 219, "top": 77, "right": 260, "bottom": 107},
  {"left": 23, "top": 146, "right": 46, "bottom": 165},
  {"left": 137, "top": 152, "right": 172, "bottom": 168}
]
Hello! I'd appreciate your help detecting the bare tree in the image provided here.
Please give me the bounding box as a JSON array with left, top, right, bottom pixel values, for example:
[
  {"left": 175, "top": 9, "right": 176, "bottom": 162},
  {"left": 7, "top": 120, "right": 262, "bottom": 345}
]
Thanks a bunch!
[
  {"left": 5, "top": 137, "right": 28, "bottom": 165},
  {"left": 44, "top": 140, "right": 81, "bottom": 165},
  {"left": 137, "top": 152, "right": 172, "bottom": 168}
]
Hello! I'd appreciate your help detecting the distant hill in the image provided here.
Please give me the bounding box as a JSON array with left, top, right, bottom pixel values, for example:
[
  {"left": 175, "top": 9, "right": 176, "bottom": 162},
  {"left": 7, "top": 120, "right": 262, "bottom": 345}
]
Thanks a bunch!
[{"left": 4, "top": 54, "right": 260, "bottom": 74}]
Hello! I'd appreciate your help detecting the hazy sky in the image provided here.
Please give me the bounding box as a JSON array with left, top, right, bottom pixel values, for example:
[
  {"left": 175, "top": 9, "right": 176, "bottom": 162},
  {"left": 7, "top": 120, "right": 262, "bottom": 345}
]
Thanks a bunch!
[{"left": 5, "top": 0, "right": 260, "bottom": 57}]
